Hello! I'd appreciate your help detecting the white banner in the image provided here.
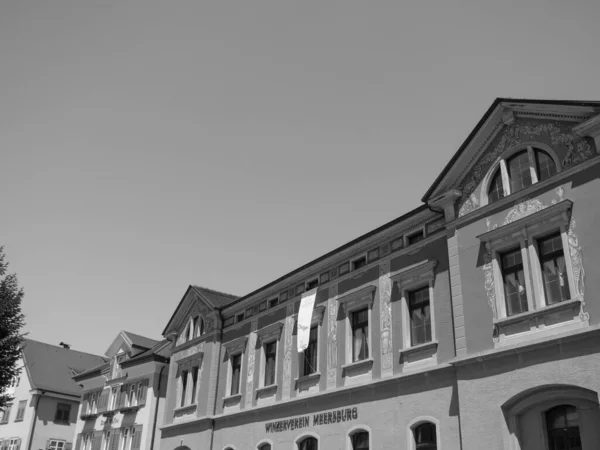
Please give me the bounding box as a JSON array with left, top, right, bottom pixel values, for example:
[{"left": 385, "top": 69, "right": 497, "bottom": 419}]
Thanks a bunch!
[{"left": 297, "top": 289, "right": 317, "bottom": 352}]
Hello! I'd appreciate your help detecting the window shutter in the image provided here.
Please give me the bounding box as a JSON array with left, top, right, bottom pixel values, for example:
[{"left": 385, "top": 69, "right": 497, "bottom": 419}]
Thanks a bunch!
[
  {"left": 93, "top": 432, "right": 102, "bottom": 450},
  {"left": 131, "top": 426, "right": 142, "bottom": 450},
  {"left": 118, "top": 385, "right": 127, "bottom": 408},
  {"left": 138, "top": 380, "right": 149, "bottom": 406},
  {"left": 109, "top": 433, "right": 118, "bottom": 450},
  {"left": 98, "top": 390, "right": 108, "bottom": 412},
  {"left": 75, "top": 435, "right": 82, "bottom": 450}
]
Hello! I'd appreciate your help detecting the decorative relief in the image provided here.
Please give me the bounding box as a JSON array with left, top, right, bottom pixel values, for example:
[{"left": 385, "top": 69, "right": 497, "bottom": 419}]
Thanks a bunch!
[
  {"left": 327, "top": 285, "right": 338, "bottom": 389},
  {"left": 502, "top": 198, "right": 546, "bottom": 225},
  {"left": 378, "top": 261, "right": 393, "bottom": 373},
  {"left": 481, "top": 246, "right": 497, "bottom": 321},
  {"left": 330, "top": 267, "right": 339, "bottom": 280},
  {"left": 567, "top": 219, "right": 589, "bottom": 321},
  {"left": 458, "top": 120, "right": 595, "bottom": 217},
  {"left": 245, "top": 320, "right": 258, "bottom": 407},
  {"left": 380, "top": 243, "right": 391, "bottom": 257},
  {"left": 282, "top": 304, "right": 295, "bottom": 400}
]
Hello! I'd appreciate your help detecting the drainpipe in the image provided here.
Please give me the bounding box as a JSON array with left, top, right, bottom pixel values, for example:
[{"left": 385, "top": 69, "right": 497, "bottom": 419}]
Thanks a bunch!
[
  {"left": 149, "top": 365, "right": 167, "bottom": 450},
  {"left": 209, "top": 309, "right": 225, "bottom": 450},
  {"left": 26, "top": 390, "right": 44, "bottom": 450}
]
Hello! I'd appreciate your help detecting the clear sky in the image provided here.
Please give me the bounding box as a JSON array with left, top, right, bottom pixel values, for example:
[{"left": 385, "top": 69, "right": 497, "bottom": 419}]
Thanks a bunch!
[{"left": 2, "top": 0, "right": 599, "bottom": 356}]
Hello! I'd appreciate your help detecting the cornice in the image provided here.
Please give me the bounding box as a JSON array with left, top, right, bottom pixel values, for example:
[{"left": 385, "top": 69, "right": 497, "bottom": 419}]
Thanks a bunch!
[{"left": 573, "top": 113, "right": 600, "bottom": 138}]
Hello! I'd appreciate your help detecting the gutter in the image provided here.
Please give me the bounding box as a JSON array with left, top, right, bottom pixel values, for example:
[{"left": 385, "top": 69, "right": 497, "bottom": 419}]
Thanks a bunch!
[
  {"left": 149, "top": 365, "right": 167, "bottom": 450},
  {"left": 26, "top": 390, "right": 44, "bottom": 450}
]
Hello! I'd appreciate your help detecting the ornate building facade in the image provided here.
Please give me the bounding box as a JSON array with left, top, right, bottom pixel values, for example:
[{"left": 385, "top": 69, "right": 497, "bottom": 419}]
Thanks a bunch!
[{"left": 157, "top": 98, "right": 600, "bottom": 450}]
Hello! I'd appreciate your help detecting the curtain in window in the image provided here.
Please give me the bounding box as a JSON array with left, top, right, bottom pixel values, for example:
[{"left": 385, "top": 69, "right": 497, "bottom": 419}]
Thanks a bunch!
[{"left": 352, "top": 309, "right": 369, "bottom": 362}]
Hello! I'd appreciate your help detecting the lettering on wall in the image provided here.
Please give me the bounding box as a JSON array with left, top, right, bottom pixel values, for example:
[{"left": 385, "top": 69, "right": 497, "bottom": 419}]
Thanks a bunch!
[{"left": 264, "top": 407, "right": 358, "bottom": 433}]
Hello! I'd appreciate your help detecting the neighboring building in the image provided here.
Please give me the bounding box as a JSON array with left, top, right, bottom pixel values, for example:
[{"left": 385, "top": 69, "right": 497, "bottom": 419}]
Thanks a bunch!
[
  {"left": 155, "top": 98, "right": 600, "bottom": 450},
  {"left": 72, "top": 331, "right": 169, "bottom": 450},
  {"left": 0, "top": 340, "right": 106, "bottom": 450}
]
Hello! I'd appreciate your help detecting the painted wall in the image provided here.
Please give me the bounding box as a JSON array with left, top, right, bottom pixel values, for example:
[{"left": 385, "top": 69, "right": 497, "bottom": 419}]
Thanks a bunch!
[
  {"left": 30, "top": 396, "right": 79, "bottom": 450},
  {"left": 0, "top": 362, "right": 36, "bottom": 447}
]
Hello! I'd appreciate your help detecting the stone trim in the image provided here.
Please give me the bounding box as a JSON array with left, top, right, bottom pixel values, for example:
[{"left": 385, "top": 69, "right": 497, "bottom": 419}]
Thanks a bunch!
[
  {"left": 223, "top": 336, "right": 248, "bottom": 358},
  {"left": 337, "top": 285, "right": 376, "bottom": 314},
  {"left": 256, "top": 322, "right": 284, "bottom": 344}
]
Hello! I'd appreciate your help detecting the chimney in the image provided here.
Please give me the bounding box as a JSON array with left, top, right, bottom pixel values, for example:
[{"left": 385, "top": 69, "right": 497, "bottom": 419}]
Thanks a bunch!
[{"left": 59, "top": 342, "right": 71, "bottom": 349}]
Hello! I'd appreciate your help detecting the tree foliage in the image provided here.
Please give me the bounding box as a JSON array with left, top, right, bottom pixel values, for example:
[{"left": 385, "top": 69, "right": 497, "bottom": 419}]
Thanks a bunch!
[{"left": 0, "top": 247, "right": 25, "bottom": 408}]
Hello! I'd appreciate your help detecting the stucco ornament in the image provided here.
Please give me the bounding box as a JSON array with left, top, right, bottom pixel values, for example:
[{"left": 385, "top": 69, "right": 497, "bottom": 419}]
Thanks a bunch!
[
  {"left": 282, "top": 303, "right": 294, "bottom": 399},
  {"left": 481, "top": 244, "right": 497, "bottom": 321},
  {"left": 245, "top": 320, "right": 258, "bottom": 406},
  {"left": 458, "top": 120, "right": 593, "bottom": 217},
  {"left": 378, "top": 262, "right": 393, "bottom": 372},
  {"left": 327, "top": 285, "right": 338, "bottom": 389},
  {"left": 567, "top": 219, "right": 589, "bottom": 321},
  {"left": 502, "top": 198, "right": 546, "bottom": 225}
]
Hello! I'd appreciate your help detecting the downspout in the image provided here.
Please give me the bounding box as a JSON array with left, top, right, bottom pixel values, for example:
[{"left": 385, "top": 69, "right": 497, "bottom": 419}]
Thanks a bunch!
[
  {"left": 26, "top": 390, "right": 44, "bottom": 450},
  {"left": 149, "top": 365, "right": 167, "bottom": 450},
  {"left": 427, "top": 202, "right": 464, "bottom": 450},
  {"left": 209, "top": 308, "right": 224, "bottom": 450}
]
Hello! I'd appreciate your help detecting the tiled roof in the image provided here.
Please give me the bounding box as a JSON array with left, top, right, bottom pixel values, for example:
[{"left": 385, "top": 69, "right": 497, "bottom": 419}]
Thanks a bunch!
[
  {"left": 190, "top": 286, "right": 239, "bottom": 308},
  {"left": 122, "top": 339, "right": 170, "bottom": 366},
  {"left": 122, "top": 331, "right": 159, "bottom": 350},
  {"left": 22, "top": 339, "right": 106, "bottom": 396}
]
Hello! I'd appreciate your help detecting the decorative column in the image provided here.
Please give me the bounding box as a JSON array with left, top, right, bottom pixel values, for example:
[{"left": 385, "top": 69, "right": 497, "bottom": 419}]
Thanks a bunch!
[
  {"left": 244, "top": 320, "right": 258, "bottom": 408},
  {"left": 379, "top": 261, "right": 393, "bottom": 377},
  {"left": 326, "top": 284, "right": 338, "bottom": 390},
  {"left": 281, "top": 303, "right": 295, "bottom": 400}
]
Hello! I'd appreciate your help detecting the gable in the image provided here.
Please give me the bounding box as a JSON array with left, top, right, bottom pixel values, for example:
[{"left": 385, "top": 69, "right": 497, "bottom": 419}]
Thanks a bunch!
[
  {"left": 162, "top": 286, "right": 223, "bottom": 340},
  {"left": 423, "top": 98, "right": 600, "bottom": 218}
]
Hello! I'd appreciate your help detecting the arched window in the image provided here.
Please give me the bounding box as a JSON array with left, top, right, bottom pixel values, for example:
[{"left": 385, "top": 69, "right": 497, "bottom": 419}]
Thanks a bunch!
[
  {"left": 486, "top": 146, "right": 559, "bottom": 205},
  {"left": 350, "top": 430, "right": 369, "bottom": 450},
  {"left": 257, "top": 444, "right": 271, "bottom": 450},
  {"left": 298, "top": 436, "right": 318, "bottom": 450},
  {"left": 546, "top": 405, "right": 582, "bottom": 450},
  {"left": 413, "top": 422, "right": 437, "bottom": 449}
]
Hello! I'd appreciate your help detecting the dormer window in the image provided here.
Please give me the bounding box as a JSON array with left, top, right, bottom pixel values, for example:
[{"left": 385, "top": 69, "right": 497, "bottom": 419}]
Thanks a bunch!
[{"left": 487, "top": 146, "right": 558, "bottom": 205}]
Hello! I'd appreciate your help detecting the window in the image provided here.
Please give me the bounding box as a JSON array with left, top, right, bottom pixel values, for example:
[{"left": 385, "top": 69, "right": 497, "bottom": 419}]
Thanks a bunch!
[
  {"left": 487, "top": 147, "right": 558, "bottom": 204},
  {"left": 0, "top": 405, "right": 11, "bottom": 424},
  {"left": 190, "top": 367, "right": 199, "bottom": 404},
  {"left": 257, "top": 444, "right": 271, "bottom": 450},
  {"left": 539, "top": 233, "right": 570, "bottom": 305},
  {"left": 302, "top": 327, "right": 318, "bottom": 376},
  {"left": 15, "top": 401, "right": 26, "bottom": 421},
  {"left": 54, "top": 403, "right": 71, "bottom": 422},
  {"left": 110, "top": 387, "right": 118, "bottom": 410},
  {"left": 351, "top": 256, "right": 367, "bottom": 271},
  {"left": 230, "top": 354, "right": 242, "bottom": 396},
  {"left": 103, "top": 432, "right": 110, "bottom": 450},
  {"left": 298, "top": 436, "right": 318, "bottom": 450},
  {"left": 351, "top": 308, "right": 369, "bottom": 362},
  {"left": 91, "top": 394, "right": 97, "bottom": 414},
  {"left": 128, "top": 384, "right": 136, "bottom": 407},
  {"left": 306, "top": 279, "right": 319, "bottom": 290},
  {"left": 180, "top": 370, "right": 189, "bottom": 407},
  {"left": 351, "top": 431, "right": 369, "bottom": 450},
  {"left": 192, "top": 316, "right": 204, "bottom": 338},
  {"left": 501, "top": 248, "right": 528, "bottom": 316},
  {"left": 236, "top": 313, "right": 244, "bottom": 323},
  {"left": 264, "top": 342, "right": 277, "bottom": 386},
  {"left": 407, "top": 230, "right": 425, "bottom": 246},
  {"left": 546, "top": 405, "right": 581, "bottom": 450},
  {"left": 408, "top": 287, "right": 432, "bottom": 346},
  {"left": 413, "top": 423, "right": 437, "bottom": 450},
  {"left": 121, "top": 428, "right": 131, "bottom": 450},
  {"left": 268, "top": 298, "right": 278, "bottom": 309},
  {"left": 135, "top": 383, "right": 143, "bottom": 407}
]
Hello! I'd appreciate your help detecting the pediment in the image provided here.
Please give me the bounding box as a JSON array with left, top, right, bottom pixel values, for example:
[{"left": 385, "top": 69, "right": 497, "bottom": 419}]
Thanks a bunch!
[
  {"left": 162, "top": 285, "right": 220, "bottom": 340},
  {"left": 424, "top": 99, "right": 600, "bottom": 218},
  {"left": 105, "top": 333, "right": 133, "bottom": 359}
]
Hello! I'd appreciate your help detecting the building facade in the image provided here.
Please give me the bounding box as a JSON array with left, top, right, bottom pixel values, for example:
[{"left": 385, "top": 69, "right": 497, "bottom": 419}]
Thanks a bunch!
[
  {"left": 0, "top": 340, "right": 105, "bottom": 450},
  {"left": 72, "top": 332, "right": 169, "bottom": 450},
  {"left": 155, "top": 98, "right": 600, "bottom": 450}
]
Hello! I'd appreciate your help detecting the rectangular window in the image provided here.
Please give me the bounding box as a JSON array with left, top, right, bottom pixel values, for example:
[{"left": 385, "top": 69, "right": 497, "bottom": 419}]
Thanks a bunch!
[
  {"left": 110, "top": 387, "right": 118, "bottom": 410},
  {"left": 236, "top": 313, "right": 244, "bottom": 323},
  {"left": 103, "top": 432, "right": 110, "bottom": 450},
  {"left": 501, "top": 248, "right": 528, "bottom": 316},
  {"left": 120, "top": 428, "right": 129, "bottom": 450},
  {"left": 48, "top": 442, "right": 66, "bottom": 450},
  {"left": 180, "top": 370, "right": 188, "bottom": 407},
  {"left": 190, "top": 367, "right": 199, "bottom": 404},
  {"left": 351, "top": 308, "right": 369, "bottom": 362},
  {"left": 264, "top": 342, "right": 277, "bottom": 386},
  {"left": 223, "top": 316, "right": 235, "bottom": 327},
  {"left": 0, "top": 405, "right": 11, "bottom": 423},
  {"left": 54, "top": 403, "right": 71, "bottom": 423},
  {"left": 230, "top": 354, "right": 241, "bottom": 396},
  {"left": 306, "top": 279, "right": 319, "bottom": 291},
  {"left": 302, "top": 326, "right": 318, "bottom": 376},
  {"left": 136, "top": 383, "right": 143, "bottom": 406},
  {"left": 407, "top": 230, "right": 425, "bottom": 245},
  {"left": 15, "top": 400, "right": 26, "bottom": 421},
  {"left": 128, "top": 384, "right": 136, "bottom": 407},
  {"left": 408, "top": 287, "right": 432, "bottom": 346},
  {"left": 351, "top": 257, "right": 367, "bottom": 271},
  {"left": 91, "top": 393, "right": 97, "bottom": 414},
  {"left": 268, "top": 298, "right": 278, "bottom": 309},
  {"left": 539, "top": 233, "right": 570, "bottom": 305}
]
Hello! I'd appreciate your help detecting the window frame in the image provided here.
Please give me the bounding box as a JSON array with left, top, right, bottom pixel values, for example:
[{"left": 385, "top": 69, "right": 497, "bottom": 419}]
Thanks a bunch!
[
  {"left": 47, "top": 441, "right": 66, "bottom": 450},
  {"left": 223, "top": 336, "right": 248, "bottom": 402},
  {"left": 405, "top": 227, "right": 426, "bottom": 247},
  {"left": 407, "top": 286, "right": 433, "bottom": 347},
  {"left": 54, "top": 402, "right": 71, "bottom": 423},
  {"left": 295, "top": 432, "right": 320, "bottom": 450},
  {"left": 407, "top": 417, "right": 441, "bottom": 450},
  {"left": 15, "top": 400, "right": 26, "bottom": 422},
  {"left": 256, "top": 322, "right": 283, "bottom": 391},
  {"left": 482, "top": 143, "right": 561, "bottom": 207},
  {"left": 347, "top": 425, "right": 372, "bottom": 450}
]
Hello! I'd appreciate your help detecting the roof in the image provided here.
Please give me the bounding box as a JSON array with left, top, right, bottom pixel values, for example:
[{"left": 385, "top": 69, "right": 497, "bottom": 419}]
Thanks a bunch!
[
  {"left": 421, "top": 98, "right": 600, "bottom": 202},
  {"left": 122, "top": 331, "right": 159, "bottom": 350},
  {"left": 22, "top": 339, "right": 106, "bottom": 396},
  {"left": 190, "top": 286, "right": 240, "bottom": 308},
  {"left": 121, "top": 339, "right": 171, "bottom": 367}
]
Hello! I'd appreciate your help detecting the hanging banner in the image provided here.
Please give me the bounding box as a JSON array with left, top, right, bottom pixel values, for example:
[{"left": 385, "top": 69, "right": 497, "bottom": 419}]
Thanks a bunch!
[{"left": 297, "top": 289, "right": 317, "bottom": 352}]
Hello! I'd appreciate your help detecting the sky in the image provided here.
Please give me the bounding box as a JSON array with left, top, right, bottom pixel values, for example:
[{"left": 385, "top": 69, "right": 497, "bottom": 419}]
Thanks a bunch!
[{"left": 2, "top": 0, "right": 600, "bottom": 356}]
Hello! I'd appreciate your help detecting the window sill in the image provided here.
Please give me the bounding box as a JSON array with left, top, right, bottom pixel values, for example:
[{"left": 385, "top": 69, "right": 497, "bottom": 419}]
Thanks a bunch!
[
  {"left": 119, "top": 405, "right": 141, "bottom": 414},
  {"left": 173, "top": 403, "right": 197, "bottom": 417},
  {"left": 342, "top": 358, "right": 373, "bottom": 378},
  {"left": 80, "top": 413, "right": 98, "bottom": 421},
  {"left": 14, "top": 419, "right": 23, "bottom": 423},
  {"left": 102, "top": 410, "right": 117, "bottom": 417},
  {"left": 294, "top": 372, "right": 321, "bottom": 391},
  {"left": 223, "top": 394, "right": 242, "bottom": 407},
  {"left": 53, "top": 420, "right": 70, "bottom": 426},
  {"left": 256, "top": 384, "right": 278, "bottom": 399},
  {"left": 399, "top": 340, "right": 438, "bottom": 365},
  {"left": 494, "top": 297, "right": 585, "bottom": 346}
]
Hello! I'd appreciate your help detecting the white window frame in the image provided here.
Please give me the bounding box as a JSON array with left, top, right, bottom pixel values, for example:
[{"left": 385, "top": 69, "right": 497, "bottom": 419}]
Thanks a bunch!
[
  {"left": 91, "top": 393, "right": 97, "bottom": 414},
  {"left": 478, "top": 200, "right": 585, "bottom": 345},
  {"left": 121, "top": 427, "right": 134, "bottom": 450},
  {"left": 407, "top": 416, "right": 441, "bottom": 450},
  {"left": 338, "top": 285, "right": 376, "bottom": 379},
  {"left": 110, "top": 387, "right": 118, "bottom": 410},
  {"left": 103, "top": 432, "right": 110, "bottom": 450},
  {"left": 481, "top": 143, "right": 562, "bottom": 207},
  {"left": 256, "top": 322, "right": 283, "bottom": 391},
  {"left": 297, "top": 306, "right": 326, "bottom": 381},
  {"left": 128, "top": 384, "right": 136, "bottom": 407},
  {"left": 175, "top": 353, "right": 204, "bottom": 409},
  {"left": 135, "top": 383, "right": 143, "bottom": 406},
  {"left": 223, "top": 336, "right": 248, "bottom": 401}
]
